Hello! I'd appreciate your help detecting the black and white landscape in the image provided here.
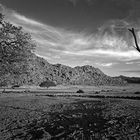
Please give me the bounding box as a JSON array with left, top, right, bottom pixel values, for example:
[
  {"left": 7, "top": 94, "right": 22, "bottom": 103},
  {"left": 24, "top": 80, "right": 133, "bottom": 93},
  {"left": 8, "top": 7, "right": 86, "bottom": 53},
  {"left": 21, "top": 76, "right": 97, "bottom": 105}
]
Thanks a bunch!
[{"left": 0, "top": 0, "right": 140, "bottom": 139}]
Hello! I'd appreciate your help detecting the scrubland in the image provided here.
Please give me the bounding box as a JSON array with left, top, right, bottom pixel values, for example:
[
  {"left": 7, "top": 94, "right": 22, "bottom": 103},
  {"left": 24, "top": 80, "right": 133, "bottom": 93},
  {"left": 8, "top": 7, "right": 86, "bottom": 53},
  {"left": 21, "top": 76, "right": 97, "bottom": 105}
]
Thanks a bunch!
[{"left": 0, "top": 84, "right": 140, "bottom": 140}]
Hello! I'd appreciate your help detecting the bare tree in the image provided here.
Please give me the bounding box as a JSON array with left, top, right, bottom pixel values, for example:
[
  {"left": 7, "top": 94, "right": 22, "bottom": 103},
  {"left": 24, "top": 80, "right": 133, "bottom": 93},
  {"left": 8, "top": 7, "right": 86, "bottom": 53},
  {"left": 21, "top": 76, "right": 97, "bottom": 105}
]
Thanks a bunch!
[{"left": 128, "top": 28, "right": 140, "bottom": 53}]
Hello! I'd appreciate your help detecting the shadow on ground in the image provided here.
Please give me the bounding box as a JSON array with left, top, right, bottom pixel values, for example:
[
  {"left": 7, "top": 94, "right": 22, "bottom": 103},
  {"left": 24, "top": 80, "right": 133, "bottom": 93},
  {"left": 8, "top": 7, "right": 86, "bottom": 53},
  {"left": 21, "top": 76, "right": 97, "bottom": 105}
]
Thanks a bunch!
[{"left": 1, "top": 100, "right": 140, "bottom": 140}]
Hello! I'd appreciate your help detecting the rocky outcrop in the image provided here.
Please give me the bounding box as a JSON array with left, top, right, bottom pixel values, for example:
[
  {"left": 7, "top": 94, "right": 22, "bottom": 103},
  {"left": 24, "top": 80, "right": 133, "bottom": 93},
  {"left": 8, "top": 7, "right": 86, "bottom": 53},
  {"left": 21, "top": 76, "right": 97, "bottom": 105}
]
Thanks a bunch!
[{"left": 0, "top": 55, "right": 127, "bottom": 86}]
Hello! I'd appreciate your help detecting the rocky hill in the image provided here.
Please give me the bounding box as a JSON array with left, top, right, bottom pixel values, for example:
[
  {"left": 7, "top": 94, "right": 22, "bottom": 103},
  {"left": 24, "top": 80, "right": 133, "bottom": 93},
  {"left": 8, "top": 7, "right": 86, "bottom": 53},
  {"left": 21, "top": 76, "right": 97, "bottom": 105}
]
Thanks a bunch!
[
  {"left": 0, "top": 54, "right": 127, "bottom": 86},
  {"left": 118, "top": 75, "right": 140, "bottom": 84}
]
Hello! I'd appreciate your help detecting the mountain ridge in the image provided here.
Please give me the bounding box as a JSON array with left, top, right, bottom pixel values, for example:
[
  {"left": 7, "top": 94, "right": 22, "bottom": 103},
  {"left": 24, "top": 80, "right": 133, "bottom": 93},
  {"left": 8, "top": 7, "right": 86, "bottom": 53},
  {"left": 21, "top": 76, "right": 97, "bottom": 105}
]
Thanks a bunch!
[
  {"left": 0, "top": 54, "right": 127, "bottom": 86},
  {"left": 118, "top": 75, "right": 140, "bottom": 84}
]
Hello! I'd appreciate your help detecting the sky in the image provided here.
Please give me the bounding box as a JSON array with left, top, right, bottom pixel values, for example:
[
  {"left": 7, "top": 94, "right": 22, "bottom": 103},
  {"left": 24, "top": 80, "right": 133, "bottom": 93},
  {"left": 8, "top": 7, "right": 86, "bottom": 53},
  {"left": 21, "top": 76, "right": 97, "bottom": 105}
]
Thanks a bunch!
[{"left": 0, "top": 0, "right": 140, "bottom": 77}]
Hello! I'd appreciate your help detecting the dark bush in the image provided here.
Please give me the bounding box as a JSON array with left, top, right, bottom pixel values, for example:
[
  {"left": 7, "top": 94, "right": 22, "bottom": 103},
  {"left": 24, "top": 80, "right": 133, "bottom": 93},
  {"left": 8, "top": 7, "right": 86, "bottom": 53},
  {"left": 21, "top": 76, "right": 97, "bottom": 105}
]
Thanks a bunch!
[
  {"left": 76, "top": 89, "right": 84, "bottom": 93},
  {"left": 95, "top": 91, "right": 100, "bottom": 94},
  {"left": 23, "top": 90, "right": 31, "bottom": 93},
  {"left": 101, "top": 90, "right": 106, "bottom": 92},
  {"left": 134, "top": 91, "right": 140, "bottom": 94},
  {"left": 11, "top": 85, "right": 20, "bottom": 89},
  {"left": 39, "top": 80, "right": 56, "bottom": 88}
]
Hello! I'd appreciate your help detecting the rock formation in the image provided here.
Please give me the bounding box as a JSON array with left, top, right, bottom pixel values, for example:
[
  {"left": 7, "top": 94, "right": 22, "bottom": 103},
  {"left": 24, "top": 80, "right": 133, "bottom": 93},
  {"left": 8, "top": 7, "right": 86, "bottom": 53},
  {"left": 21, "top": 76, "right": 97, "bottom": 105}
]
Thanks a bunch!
[{"left": 0, "top": 54, "right": 127, "bottom": 86}]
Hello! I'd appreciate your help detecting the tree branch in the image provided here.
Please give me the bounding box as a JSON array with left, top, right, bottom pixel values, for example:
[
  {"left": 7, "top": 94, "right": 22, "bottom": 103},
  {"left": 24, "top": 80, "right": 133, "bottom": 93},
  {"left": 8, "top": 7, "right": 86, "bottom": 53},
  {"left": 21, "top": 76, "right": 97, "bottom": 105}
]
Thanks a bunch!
[{"left": 128, "top": 28, "right": 140, "bottom": 53}]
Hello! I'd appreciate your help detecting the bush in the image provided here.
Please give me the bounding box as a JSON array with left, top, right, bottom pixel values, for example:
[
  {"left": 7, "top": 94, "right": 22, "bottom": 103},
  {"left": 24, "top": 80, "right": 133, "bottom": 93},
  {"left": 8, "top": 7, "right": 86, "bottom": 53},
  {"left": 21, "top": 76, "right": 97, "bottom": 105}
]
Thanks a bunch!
[
  {"left": 95, "top": 91, "right": 100, "bottom": 94},
  {"left": 39, "top": 80, "right": 56, "bottom": 88},
  {"left": 76, "top": 89, "right": 84, "bottom": 93},
  {"left": 134, "top": 91, "right": 140, "bottom": 94},
  {"left": 23, "top": 90, "right": 30, "bottom": 93},
  {"left": 11, "top": 85, "right": 20, "bottom": 89}
]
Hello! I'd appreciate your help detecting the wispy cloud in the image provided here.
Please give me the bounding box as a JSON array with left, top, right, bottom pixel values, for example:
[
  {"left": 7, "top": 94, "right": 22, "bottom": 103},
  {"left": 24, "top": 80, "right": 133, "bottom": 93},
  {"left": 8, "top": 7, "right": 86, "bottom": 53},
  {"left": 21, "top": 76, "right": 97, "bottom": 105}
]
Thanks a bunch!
[
  {"left": 68, "top": 0, "right": 79, "bottom": 6},
  {"left": 13, "top": 13, "right": 44, "bottom": 26},
  {"left": 1, "top": 3, "right": 140, "bottom": 67},
  {"left": 62, "top": 49, "right": 140, "bottom": 59},
  {"left": 126, "top": 62, "right": 134, "bottom": 64},
  {"left": 68, "top": 0, "right": 95, "bottom": 6},
  {"left": 95, "top": 62, "right": 114, "bottom": 67},
  {"left": 122, "top": 70, "right": 140, "bottom": 73},
  {"left": 125, "top": 59, "right": 140, "bottom": 65}
]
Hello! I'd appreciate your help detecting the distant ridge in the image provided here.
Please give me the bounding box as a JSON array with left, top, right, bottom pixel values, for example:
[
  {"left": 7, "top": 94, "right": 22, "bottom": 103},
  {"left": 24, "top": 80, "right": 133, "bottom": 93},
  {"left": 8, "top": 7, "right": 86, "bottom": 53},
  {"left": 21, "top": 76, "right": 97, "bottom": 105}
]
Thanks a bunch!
[
  {"left": 118, "top": 75, "right": 140, "bottom": 84},
  {"left": 0, "top": 54, "right": 127, "bottom": 86}
]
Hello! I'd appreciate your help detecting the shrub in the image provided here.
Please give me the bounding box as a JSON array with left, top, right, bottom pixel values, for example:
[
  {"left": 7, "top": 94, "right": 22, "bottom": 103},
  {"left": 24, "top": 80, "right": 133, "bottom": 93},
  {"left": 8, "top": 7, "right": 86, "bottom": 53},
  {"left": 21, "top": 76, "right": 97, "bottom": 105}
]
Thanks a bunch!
[
  {"left": 39, "top": 80, "right": 56, "bottom": 88},
  {"left": 101, "top": 90, "right": 106, "bottom": 92},
  {"left": 23, "top": 90, "right": 30, "bottom": 93},
  {"left": 76, "top": 89, "right": 84, "bottom": 93},
  {"left": 134, "top": 91, "right": 140, "bottom": 94},
  {"left": 11, "top": 85, "right": 20, "bottom": 89},
  {"left": 95, "top": 91, "right": 100, "bottom": 94}
]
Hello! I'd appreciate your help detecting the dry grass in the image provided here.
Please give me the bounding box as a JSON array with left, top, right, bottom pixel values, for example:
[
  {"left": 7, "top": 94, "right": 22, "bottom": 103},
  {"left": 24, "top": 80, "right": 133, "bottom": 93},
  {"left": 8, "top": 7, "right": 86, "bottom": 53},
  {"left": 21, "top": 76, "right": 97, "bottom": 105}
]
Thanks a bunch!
[{"left": 0, "top": 84, "right": 140, "bottom": 139}]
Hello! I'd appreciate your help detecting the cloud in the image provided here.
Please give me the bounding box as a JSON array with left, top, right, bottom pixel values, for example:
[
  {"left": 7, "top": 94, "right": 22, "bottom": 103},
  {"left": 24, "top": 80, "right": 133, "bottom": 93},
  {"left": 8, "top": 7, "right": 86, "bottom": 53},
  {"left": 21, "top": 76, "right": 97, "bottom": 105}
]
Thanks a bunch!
[
  {"left": 126, "top": 62, "right": 134, "bottom": 64},
  {"left": 68, "top": 0, "right": 79, "bottom": 6},
  {"left": 68, "top": 0, "right": 95, "bottom": 6},
  {"left": 95, "top": 62, "right": 114, "bottom": 67},
  {"left": 13, "top": 13, "right": 44, "bottom": 26},
  {"left": 62, "top": 49, "right": 140, "bottom": 60},
  {"left": 35, "top": 54, "right": 52, "bottom": 60},
  {"left": 122, "top": 70, "right": 140, "bottom": 73},
  {"left": 1, "top": 3, "right": 140, "bottom": 68},
  {"left": 10, "top": 13, "right": 140, "bottom": 61},
  {"left": 125, "top": 59, "right": 140, "bottom": 64}
]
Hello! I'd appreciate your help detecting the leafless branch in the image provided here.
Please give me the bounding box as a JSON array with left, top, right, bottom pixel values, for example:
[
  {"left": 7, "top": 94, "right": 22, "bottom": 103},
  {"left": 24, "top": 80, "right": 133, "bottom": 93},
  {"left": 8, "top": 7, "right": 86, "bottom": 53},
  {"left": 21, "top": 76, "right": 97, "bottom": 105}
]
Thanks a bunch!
[{"left": 128, "top": 28, "right": 140, "bottom": 53}]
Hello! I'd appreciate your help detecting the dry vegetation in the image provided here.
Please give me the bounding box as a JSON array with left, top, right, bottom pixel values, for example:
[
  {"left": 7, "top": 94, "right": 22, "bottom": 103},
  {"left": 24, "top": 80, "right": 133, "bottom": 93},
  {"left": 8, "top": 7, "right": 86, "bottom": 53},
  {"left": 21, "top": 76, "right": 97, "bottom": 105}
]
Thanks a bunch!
[{"left": 0, "top": 85, "right": 140, "bottom": 140}]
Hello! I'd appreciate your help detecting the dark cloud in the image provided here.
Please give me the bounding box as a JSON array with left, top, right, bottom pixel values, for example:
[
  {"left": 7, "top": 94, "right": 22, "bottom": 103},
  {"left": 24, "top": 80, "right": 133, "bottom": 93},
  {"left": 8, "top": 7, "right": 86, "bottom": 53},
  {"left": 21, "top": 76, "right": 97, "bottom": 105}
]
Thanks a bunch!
[
  {"left": 68, "top": 0, "right": 79, "bottom": 6},
  {"left": 68, "top": 0, "right": 96, "bottom": 6}
]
